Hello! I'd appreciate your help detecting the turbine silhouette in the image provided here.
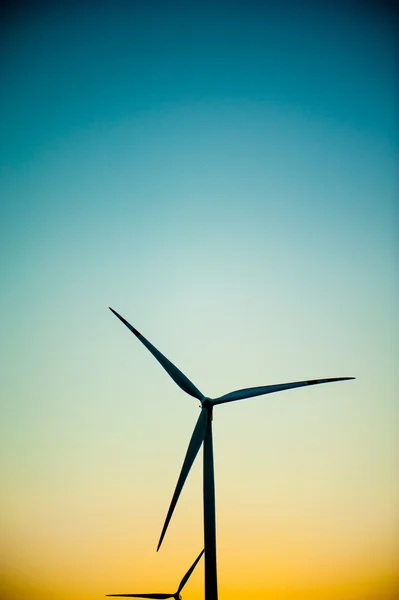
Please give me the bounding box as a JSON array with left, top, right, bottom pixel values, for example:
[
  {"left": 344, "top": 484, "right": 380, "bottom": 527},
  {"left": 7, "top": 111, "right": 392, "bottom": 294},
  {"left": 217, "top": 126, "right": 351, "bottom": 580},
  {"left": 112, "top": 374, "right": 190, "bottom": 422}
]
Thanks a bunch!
[
  {"left": 106, "top": 548, "right": 204, "bottom": 599},
  {"left": 109, "top": 307, "right": 354, "bottom": 600}
]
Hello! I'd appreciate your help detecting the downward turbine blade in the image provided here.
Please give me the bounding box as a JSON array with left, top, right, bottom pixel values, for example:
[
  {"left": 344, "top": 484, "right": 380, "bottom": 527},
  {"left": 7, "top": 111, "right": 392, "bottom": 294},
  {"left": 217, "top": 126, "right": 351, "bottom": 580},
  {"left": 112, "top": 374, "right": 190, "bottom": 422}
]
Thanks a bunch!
[
  {"left": 177, "top": 549, "right": 204, "bottom": 593},
  {"left": 106, "top": 595, "right": 172, "bottom": 599},
  {"left": 109, "top": 308, "right": 203, "bottom": 400},
  {"left": 157, "top": 409, "right": 208, "bottom": 551},
  {"left": 212, "top": 377, "right": 355, "bottom": 405}
]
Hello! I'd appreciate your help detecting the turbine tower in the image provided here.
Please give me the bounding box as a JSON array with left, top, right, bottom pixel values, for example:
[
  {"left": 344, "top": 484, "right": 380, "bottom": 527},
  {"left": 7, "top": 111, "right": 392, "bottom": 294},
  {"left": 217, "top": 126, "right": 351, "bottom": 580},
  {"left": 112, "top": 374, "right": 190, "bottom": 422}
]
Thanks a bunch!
[{"left": 110, "top": 307, "right": 354, "bottom": 600}]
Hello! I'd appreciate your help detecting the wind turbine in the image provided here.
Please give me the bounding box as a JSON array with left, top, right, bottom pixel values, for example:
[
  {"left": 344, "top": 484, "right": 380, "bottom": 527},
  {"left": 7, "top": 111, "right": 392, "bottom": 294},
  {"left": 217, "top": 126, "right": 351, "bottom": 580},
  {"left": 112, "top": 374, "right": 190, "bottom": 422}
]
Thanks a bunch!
[
  {"left": 106, "top": 548, "right": 204, "bottom": 599},
  {"left": 109, "top": 307, "right": 354, "bottom": 600}
]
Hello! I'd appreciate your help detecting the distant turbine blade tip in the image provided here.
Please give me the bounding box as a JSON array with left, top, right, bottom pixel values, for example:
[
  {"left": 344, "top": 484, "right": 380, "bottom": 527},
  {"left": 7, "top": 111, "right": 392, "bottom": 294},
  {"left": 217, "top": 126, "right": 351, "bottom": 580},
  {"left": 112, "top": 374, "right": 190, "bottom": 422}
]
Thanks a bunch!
[
  {"left": 307, "top": 377, "right": 355, "bottom": 385},
  {"left": 109, "top": 307, "right": 141, "bottom": 337}
]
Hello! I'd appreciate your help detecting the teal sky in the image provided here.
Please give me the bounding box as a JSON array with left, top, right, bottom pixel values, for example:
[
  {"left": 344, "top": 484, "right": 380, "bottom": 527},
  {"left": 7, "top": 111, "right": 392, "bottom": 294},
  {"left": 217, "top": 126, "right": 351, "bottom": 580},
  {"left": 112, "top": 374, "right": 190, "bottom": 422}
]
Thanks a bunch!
[{"left": 0, "top": 3, "right": 397, "bottom": 600}]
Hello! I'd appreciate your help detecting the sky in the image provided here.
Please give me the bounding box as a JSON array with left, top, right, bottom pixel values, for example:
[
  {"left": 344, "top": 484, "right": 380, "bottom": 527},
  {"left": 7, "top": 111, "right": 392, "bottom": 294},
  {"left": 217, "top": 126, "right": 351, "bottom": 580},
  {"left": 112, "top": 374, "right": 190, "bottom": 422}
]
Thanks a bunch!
[{"left": 0, "top": 2, "right": 398, "bottom": 599}]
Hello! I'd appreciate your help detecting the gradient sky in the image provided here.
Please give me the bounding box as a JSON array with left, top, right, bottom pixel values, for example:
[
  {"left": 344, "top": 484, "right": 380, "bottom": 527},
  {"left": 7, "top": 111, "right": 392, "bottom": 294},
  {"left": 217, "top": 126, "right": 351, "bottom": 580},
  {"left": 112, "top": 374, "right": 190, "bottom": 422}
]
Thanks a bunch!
[{"left": 0, "top": 2, "right": 397, "bottom": 600}]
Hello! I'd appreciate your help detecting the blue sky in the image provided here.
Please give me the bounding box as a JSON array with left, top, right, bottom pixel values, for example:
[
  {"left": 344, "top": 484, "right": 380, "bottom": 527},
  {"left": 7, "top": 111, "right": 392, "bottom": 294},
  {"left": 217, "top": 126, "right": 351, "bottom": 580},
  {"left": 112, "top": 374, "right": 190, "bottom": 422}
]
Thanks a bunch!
[{"left": 0, "top": 3, "right": 397, "bottom": 599}]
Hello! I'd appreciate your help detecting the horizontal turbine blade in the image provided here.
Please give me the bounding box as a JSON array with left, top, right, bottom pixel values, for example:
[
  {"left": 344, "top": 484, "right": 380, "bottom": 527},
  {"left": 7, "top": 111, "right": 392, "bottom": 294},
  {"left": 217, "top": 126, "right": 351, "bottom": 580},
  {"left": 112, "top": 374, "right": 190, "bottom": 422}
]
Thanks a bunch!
[
  {"left": 109, "top": 308, "right": 203, "bottom": 400},
  {"left": 157, "top": 409, "right": 208, "bottom": 551},
  {"left": 212, "top": 377, "right": 355, "bottom": 405},
  {"left": 106, "top": 595, "right": 173, "bottom": 599},
  {"left": 177, "top": 549, "right": 204, "bottom": 593}
]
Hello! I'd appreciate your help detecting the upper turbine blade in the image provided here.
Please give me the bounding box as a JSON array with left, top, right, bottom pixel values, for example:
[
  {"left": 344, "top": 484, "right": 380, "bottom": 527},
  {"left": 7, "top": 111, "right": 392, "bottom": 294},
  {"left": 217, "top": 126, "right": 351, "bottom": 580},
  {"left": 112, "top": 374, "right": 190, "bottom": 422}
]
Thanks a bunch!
[
  {"left": 177, "top": 549, "right": 204, "bottom": 593},
  {"left": 109, "top": 308, "right": 203, "bottom": 400},
  {"left": 157, "top": 409, "right": 208, "bottom": 551},
  {"left": 106, "top": 595, "right": 172, "bottom": 599},
  {"left": 212, "top": 377, "right": 355, "bottom": 405}
]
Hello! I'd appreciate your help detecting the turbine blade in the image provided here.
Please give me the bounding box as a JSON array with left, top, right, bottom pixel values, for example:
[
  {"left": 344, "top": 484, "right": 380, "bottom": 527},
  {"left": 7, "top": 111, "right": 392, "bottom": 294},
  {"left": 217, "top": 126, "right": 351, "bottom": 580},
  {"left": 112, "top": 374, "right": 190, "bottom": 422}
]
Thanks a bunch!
[
  {"left": 177, "top": 549, "right": 204, "bottom": 593},
  {"left": 212, "top": 377, "right": 355, "bottom": 405},
  {"left": 106, "top": 595, "right": 172, "bottom": 599},
  {"left": 109, "top": 308, "right": 203, "bottom": 400},
  {"left": 157, "top": 409, "right": 208, "bottom": 551}
]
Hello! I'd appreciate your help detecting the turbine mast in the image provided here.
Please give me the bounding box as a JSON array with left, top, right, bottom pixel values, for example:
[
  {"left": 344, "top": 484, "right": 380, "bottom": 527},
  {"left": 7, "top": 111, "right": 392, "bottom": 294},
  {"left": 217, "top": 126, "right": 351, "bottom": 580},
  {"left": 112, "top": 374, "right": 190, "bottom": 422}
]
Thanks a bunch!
[{"left": 203, "top": 407, "right": 218, "bottom": 600}]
